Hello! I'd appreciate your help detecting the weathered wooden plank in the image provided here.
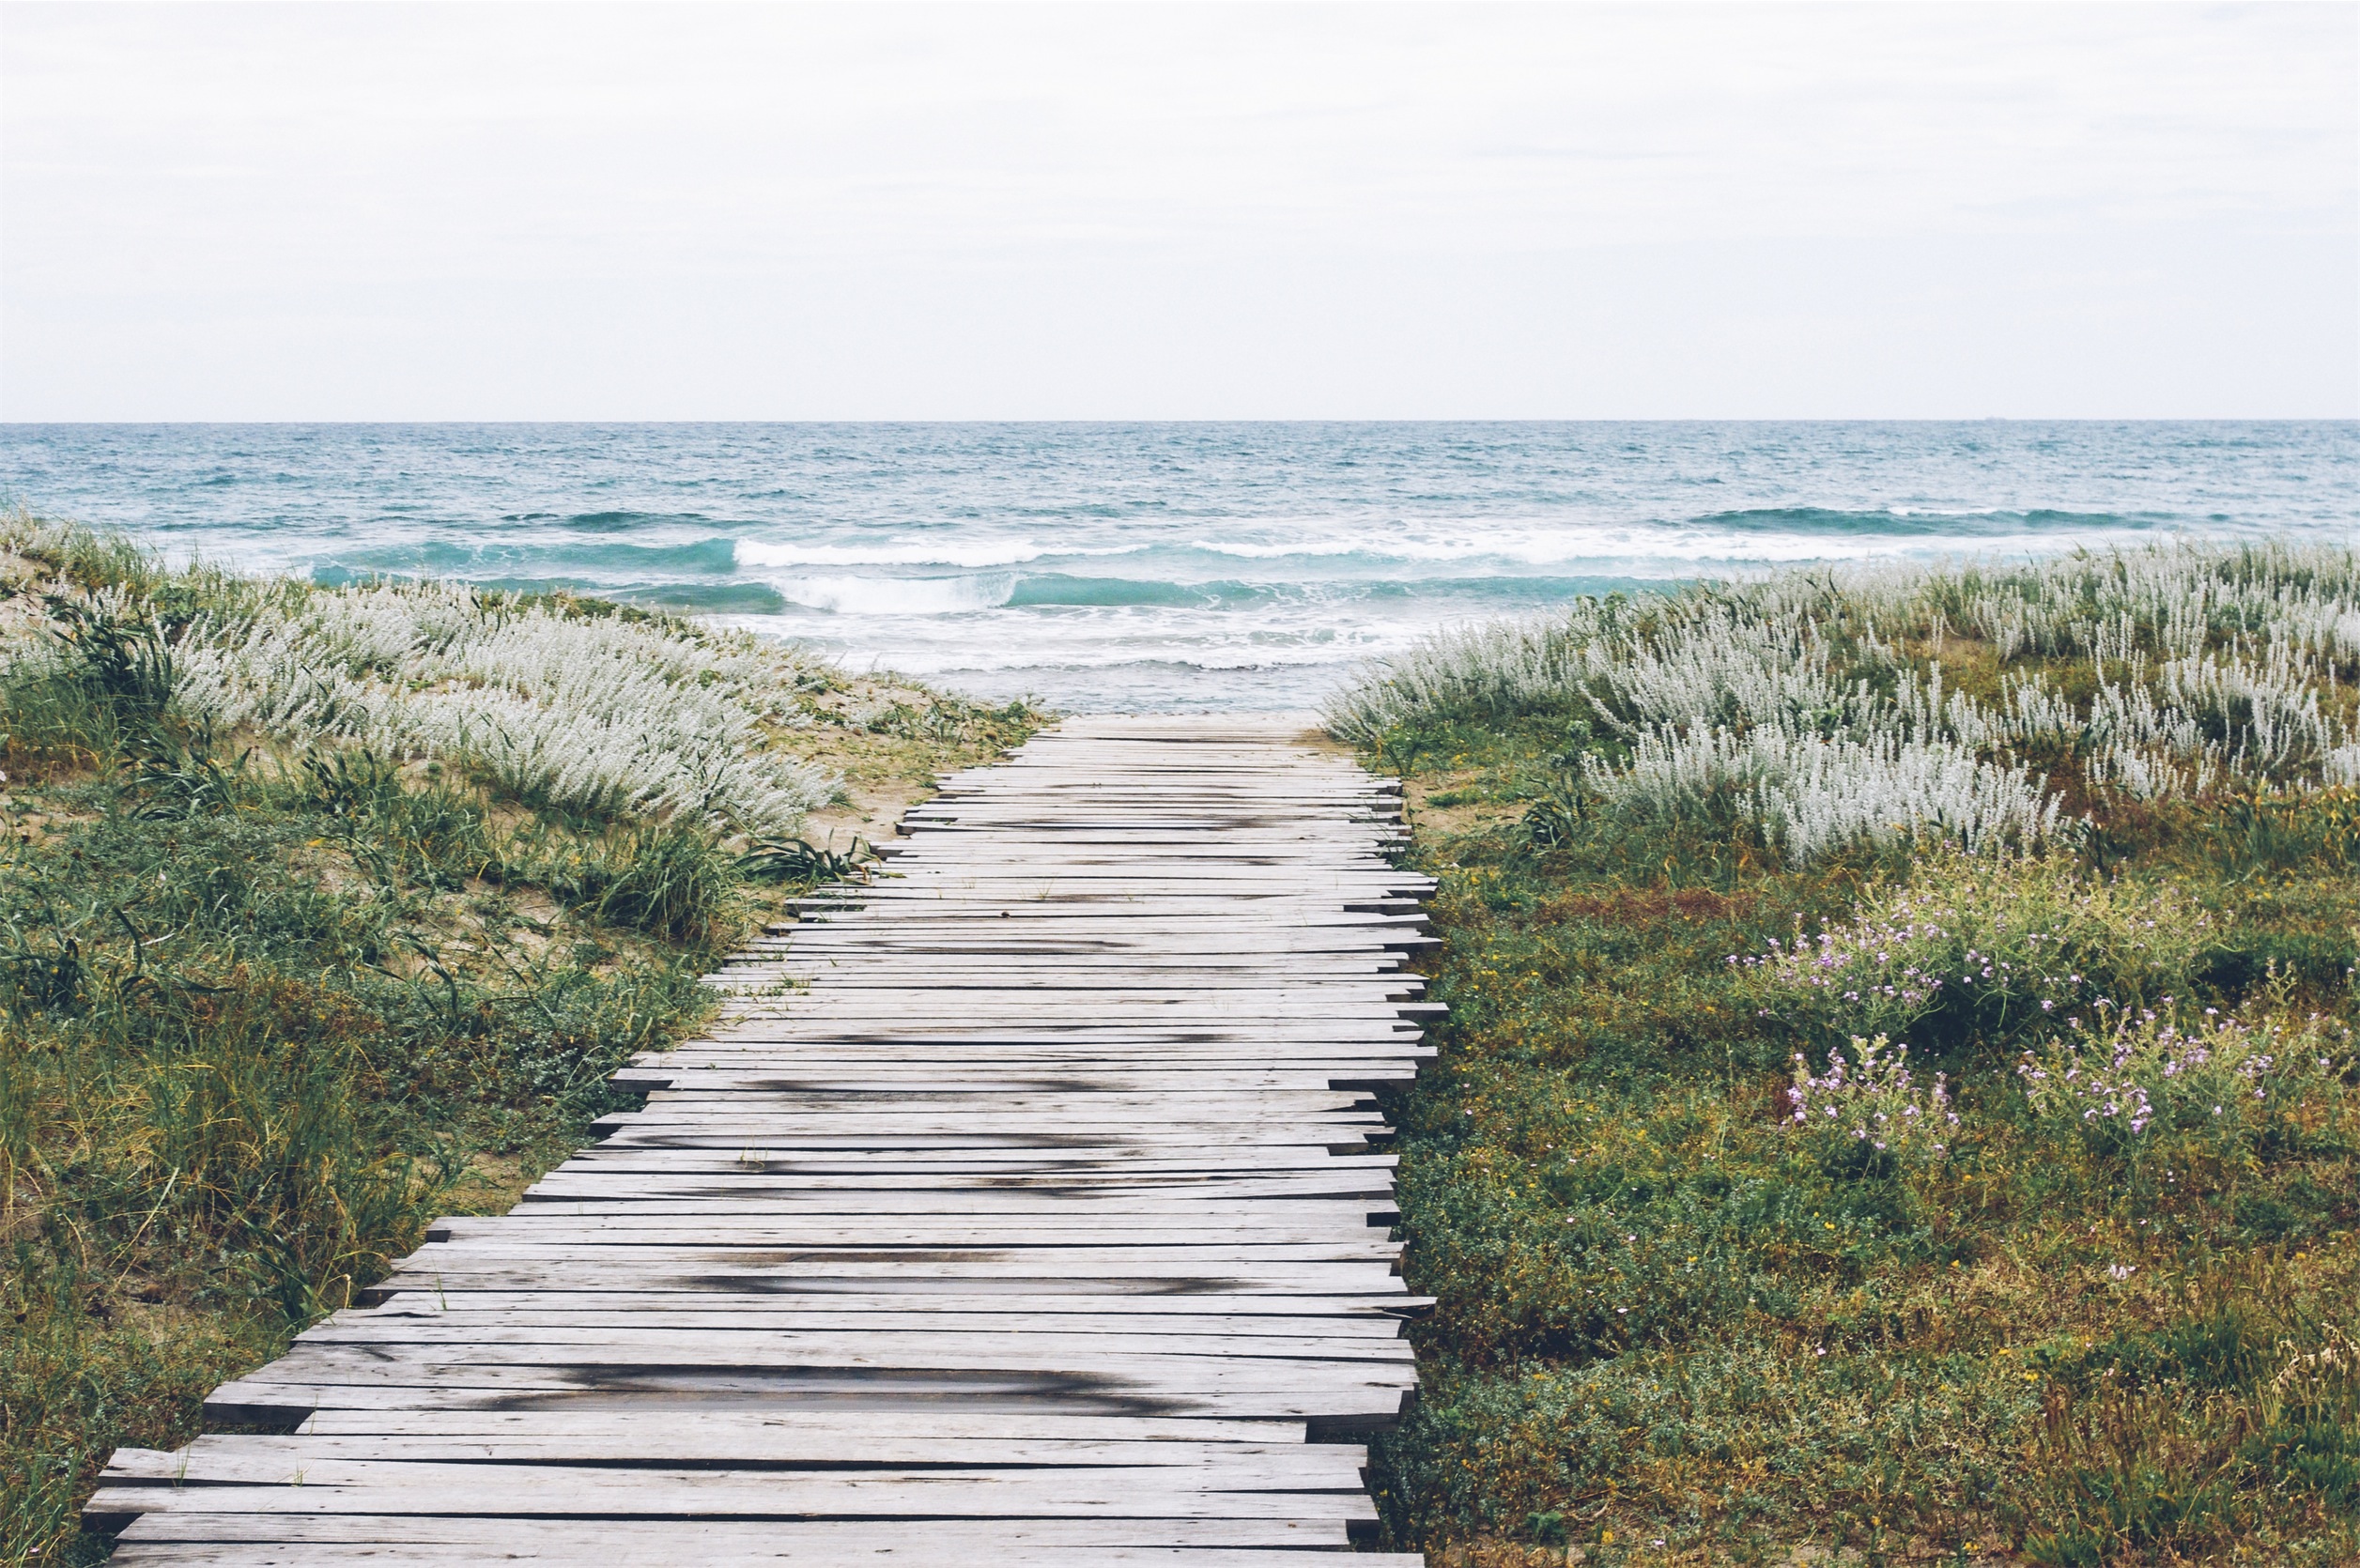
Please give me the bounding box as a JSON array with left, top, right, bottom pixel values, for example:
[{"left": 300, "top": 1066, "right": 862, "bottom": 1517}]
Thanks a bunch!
[
  {"left": 332, "top": 1307, "right": 1407, "bottom": 1338},
  {"left": 248, "top": 1336, "right": 1424, "bottom": 1377},
  {"left": 555, "top": 1149, "right": 1401, "bottom": 1170},
  {"left": 507, "top": 1144, "right": 1395, "bottom": 1169},
  {"left": 110, "top": 1545, "right": 1423, "bottom": 1568},
  {"left": 394, "top": 1249, "right": 1407, "bottom": 1276},
  {"left": 358, "top": 1264, "right": 1406, "bottom": 1292},
  {"left": 352, "top": 1293, "right": 1429, "bottom": 1320},
  {"left": 285, "top": 1326, "right": 1419, "bottom": 1365},
  {"left": 420, "top": 1207, "right": 1396, "bottom": 1235},
  {"left": 486, "top": 1210, "right": 1401, "bottom": 1234},
  {"left": 199, "top": 1376, "right": 1415, "bottom": 1426},
  {"left": 88, "top": 1472, "right": 1383, "bottom": 1521},
  {"left": 285, "top": 1408, "right": 1316, "bottom": 1439},
  {"left": 110, "top": 1514, "right": 1394, "bottom": 1557}
]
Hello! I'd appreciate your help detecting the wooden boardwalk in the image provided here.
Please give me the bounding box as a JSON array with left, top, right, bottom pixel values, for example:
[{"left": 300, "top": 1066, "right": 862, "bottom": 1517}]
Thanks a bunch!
[{"left": 91, "top": 715, "right": 1435, "bottom": 1565}]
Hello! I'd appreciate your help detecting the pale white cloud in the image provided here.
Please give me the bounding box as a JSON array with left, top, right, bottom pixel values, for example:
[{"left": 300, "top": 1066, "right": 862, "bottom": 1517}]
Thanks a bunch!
[{"left": 1, "top": 2, "right": 2352, "bottom": 417}]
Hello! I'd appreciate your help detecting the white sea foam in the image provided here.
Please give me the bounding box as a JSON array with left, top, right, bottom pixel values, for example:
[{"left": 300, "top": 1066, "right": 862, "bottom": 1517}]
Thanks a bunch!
[
  {"left": 773, "top": 573, "right": 1018, "bottom": 615},
  {"left": 737, "top": 538, "right": 1053, "bottom": 570},
  {"left": 737, "top": 538, "right": 1152, "bottom": 571},
  {"left": 1197, "top": 523, "right": 2155, "bottom": 569},
  {"left": 827, "top": 642, "right": 1408, "bottom": 675},
  {"left": 740, "top": 521, "right": 2150, "bottom": 578},
  {"left": 1184, "top": 538, "right": 1372, "bottom": 560},
  {"left": 1572, "top": 528, "right": 2147, "bottom": 567}
]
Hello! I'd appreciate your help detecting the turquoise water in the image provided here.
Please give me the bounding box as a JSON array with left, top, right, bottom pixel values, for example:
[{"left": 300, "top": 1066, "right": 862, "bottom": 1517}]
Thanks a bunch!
[{"left": 3, "top": 422, "right": 2354, "bottom": 710}]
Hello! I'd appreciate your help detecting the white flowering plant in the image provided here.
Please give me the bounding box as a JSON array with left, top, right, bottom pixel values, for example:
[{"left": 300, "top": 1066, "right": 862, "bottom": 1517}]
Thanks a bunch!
[
  {"left": 1324, "top": 539, "right": 2360, "bottom": 866},
  {"left": 164, "top": 580, "right": 838, "bottom": 835}
]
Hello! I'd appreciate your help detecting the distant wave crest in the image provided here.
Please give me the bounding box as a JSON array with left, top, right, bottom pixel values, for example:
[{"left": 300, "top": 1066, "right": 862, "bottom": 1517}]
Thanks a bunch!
[
  {"left": 740, "top": 538, "right": 1063, "bottom": 570},
  {"left": 775, "top": 574, "right": 1019, "bottom": 615},
  {"left": 1694, "top": 505, "right": 2163, "bottom": 537}
]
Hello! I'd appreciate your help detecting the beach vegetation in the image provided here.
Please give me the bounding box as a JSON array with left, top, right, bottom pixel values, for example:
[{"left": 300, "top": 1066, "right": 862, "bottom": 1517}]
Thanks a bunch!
[
  {"left": 1332, "top": 542, "right": 2360, "bottom": 1565},
  {"left": 1329, "top": 541, "right": 2360, "bottom": 864}
]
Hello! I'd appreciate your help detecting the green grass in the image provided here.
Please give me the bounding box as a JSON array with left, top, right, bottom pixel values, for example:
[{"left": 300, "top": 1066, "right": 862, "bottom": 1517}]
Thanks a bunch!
[
  {"left": 1355, "top": 677, "right": 2359, "bottom": 1562},
  {"left": 0, "top": 526, "right": 1043, "bottom": 1566}
]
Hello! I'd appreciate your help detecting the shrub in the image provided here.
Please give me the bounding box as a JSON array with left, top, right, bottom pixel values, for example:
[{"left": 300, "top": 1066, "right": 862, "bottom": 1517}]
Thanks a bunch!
[
  {"left": 1732, "top": 850, "right": 2211, "bottom": 1056},
  {"left": 1785, "top": 1034, "right": 1957, "bottom": 1161},
  {"left": 2015, "top": 998, "right": 2354, "bottom": 1164}
]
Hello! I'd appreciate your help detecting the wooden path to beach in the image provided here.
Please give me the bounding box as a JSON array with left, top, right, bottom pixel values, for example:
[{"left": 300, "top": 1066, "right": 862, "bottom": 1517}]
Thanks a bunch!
[{"left": 91, "top": 715, "right": 1437, "bottom": 1565}]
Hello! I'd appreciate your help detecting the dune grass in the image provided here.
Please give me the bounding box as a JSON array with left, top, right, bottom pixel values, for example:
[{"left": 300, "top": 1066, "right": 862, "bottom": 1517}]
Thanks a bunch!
[
  {"left": 1333, "top": 545, "right": 2360, "bottom": 1566},
  {"left": 0, "top": 519, "right": 1043, "bottom": 1565}
]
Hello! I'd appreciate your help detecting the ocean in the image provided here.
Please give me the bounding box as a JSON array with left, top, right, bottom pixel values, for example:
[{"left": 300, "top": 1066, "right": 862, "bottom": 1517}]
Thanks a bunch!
[{"left": 2, "top": 422, "right": 2353, "bottom": 711}]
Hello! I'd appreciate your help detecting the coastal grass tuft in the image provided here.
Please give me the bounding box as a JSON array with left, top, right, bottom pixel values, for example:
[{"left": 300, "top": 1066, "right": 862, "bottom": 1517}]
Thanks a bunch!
[
  {"left": 1345, "top": 546, "right": 2360, "bottom": 1565},
  {"left": 0, "top": 519, "right": 1045, "bottom": 1565}
]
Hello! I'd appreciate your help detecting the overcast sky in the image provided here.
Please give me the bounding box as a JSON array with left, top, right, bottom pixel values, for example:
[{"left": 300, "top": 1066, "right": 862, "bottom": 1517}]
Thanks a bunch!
[{"left": 2, "top": 2, "right": 2354, "bottom": 420}]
